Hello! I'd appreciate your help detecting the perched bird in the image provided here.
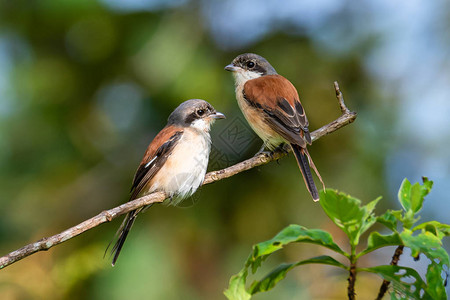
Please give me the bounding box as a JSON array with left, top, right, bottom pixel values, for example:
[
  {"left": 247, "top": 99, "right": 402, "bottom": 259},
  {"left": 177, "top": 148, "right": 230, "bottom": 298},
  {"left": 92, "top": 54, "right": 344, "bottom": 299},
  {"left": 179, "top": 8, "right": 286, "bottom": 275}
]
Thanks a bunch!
[
  {"left": 225, "top": 53, "right": 324, "bottom": 201},
  {"left": 109, "top": 99, "right": 225, "bottom": 266}
]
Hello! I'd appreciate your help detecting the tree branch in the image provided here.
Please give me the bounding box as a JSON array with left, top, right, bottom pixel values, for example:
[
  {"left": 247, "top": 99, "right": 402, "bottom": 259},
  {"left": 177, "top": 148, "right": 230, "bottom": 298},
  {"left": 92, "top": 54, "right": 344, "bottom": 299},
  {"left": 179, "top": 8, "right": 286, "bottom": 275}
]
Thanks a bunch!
[
  {"left": 375, "top": 245, "right": 405, "bottom": 300},
  {"left": 0, "top": 81, "right": 356, "bottom": 270}
]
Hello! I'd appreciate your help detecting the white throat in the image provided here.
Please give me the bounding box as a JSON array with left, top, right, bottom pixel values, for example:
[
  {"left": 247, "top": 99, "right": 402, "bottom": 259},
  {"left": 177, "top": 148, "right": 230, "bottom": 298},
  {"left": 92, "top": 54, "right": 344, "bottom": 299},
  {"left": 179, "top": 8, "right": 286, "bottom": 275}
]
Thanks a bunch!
[
  {"left": 233, "top": 70, "right": 262, "bottom": 87},
  {"left": 190, "top": 118, "right": 214, "bottom": 138}
]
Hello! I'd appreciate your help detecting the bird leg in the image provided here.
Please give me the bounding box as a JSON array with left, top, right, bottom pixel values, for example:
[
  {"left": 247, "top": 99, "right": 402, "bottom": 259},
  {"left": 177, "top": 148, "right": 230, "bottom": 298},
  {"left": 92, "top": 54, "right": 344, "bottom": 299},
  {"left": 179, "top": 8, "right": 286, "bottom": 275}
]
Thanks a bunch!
[{"left": 254, "top": 142, "right": 289, "bottom": 159}]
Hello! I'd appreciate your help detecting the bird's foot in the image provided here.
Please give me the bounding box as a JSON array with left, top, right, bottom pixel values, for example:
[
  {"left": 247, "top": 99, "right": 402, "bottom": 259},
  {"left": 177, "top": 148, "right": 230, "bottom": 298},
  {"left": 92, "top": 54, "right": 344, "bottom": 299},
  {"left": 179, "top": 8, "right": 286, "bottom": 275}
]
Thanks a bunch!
[
  {"left": 273, "top": 143, "right": 290, "bottom": 154},
  {"left": 254, "top": 143, "right": 266, "bottom": 155},
  {"left": 254, "top": 143, "right": 272, "bottom": 159},
  {"left": 254, "top": 143, "right": 289, "bottom": 160}
]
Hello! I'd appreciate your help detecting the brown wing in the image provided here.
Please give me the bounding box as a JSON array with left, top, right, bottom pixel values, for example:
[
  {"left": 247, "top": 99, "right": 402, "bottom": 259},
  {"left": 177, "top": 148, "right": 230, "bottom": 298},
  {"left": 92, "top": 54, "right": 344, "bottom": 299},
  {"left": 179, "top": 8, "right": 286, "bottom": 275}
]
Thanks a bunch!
[
  {"left": 130, "top": 126, "right": 183, "bottom": 200},
  {"left": 243, "top": 75, "right": 311, "bottom": 147}
]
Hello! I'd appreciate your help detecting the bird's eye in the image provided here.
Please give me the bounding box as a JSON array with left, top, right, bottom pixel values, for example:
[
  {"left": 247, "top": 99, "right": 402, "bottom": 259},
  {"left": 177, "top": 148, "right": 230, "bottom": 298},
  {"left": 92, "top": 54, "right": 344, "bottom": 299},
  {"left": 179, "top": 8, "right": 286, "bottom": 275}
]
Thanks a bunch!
[
  {"left": 247, "top": 61, "right": 255, "bottom": 68},
  {"left": 197, "top": 109, "right": 205, "bottom": 116}
]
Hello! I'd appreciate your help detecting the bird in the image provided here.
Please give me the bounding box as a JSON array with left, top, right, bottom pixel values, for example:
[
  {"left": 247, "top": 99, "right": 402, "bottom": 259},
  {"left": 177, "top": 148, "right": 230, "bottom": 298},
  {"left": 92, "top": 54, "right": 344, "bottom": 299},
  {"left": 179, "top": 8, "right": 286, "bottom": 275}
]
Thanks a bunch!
[
  {"left": 225, "top": 53, "right": 324, "bottom": 201},
  {"left": 108, "top": 99, "right": 225, "bottom": 266}
]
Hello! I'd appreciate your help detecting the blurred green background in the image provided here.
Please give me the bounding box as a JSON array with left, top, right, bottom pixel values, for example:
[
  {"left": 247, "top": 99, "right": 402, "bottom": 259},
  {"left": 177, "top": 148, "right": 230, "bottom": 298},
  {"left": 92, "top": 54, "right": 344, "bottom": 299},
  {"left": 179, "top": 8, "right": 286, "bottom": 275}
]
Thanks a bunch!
[{"left": 1, "top": 1, "right": 449, "bottom": 299}]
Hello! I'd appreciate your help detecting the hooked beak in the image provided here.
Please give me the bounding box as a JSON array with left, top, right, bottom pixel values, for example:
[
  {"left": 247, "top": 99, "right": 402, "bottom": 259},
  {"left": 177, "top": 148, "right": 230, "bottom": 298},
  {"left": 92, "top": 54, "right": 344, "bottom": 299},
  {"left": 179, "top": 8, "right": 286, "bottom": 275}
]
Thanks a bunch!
[
  {"left": 224, "top": 64, "right": 240, "bottom": 72},
  {"left": 210, "top": 111, "right": 226, "bottom": 119}
]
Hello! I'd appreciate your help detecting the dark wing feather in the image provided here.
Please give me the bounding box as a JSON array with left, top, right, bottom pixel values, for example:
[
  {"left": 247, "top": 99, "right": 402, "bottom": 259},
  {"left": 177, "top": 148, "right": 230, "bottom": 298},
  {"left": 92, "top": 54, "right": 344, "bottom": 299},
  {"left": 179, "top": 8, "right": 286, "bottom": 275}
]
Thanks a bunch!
[
  {"left": 244, "top": 75, "right": 311, "bottom": 146},
  {"left": 130, "top": 127, "right": 183, "bottom": 200},
  {"left": 108, "top": 126, "right": 183, "bottom": 266},
  {"left": 244, "top": 75, "right": 324, "bottom": 201}
]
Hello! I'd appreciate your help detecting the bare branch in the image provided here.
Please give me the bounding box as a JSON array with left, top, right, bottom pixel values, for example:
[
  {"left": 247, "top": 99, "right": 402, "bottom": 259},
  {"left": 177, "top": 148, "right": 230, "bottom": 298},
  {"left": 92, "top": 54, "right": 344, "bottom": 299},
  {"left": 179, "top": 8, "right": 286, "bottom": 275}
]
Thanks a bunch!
[{"left": 0, "top": 81, "right": 356, "bottom": 269}]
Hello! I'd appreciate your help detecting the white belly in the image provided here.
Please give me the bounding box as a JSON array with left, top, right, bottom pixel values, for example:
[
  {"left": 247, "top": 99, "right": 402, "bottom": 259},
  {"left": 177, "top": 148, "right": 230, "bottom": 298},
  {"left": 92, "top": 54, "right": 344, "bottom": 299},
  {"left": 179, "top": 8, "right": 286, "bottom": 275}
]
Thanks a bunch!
[{"left": 150, "top": 129, "right": 210, "bottom": 204}]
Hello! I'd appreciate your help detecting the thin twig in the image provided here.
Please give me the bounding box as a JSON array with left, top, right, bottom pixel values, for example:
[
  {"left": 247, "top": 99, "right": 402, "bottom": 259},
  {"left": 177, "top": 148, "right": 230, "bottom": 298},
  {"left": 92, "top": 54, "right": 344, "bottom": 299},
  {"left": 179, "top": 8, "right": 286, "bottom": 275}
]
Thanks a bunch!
[
  {"left": 0, "top": 81, "right": 356, "bottom": 270},
  {"left": 375, "top": 245, "right": 404, "bottom": 300}
]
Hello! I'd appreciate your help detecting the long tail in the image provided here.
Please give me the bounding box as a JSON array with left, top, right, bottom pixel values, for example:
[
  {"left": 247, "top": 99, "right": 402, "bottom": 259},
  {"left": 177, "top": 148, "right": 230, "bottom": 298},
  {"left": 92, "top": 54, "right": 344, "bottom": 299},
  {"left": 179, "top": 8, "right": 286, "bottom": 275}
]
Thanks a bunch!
[
  {"left": 106, "top": 209, "right": 139, "bottom": 266},
  {"left": 290, "top": 143, "right": 325, "bottom": 202}
]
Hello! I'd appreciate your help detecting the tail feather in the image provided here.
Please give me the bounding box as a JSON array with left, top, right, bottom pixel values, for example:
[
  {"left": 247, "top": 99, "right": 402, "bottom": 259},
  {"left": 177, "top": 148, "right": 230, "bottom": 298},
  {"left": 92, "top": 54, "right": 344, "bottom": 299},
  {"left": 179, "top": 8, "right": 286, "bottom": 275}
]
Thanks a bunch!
[
  {"left": 305, "top": 149, "right": 325, "bottom": 191},
  {"left": 106, "top": 210, "right": 139, "bottom": 266},
  {"left": 291, "top": 144, "right": 323, "bottom": 201}
]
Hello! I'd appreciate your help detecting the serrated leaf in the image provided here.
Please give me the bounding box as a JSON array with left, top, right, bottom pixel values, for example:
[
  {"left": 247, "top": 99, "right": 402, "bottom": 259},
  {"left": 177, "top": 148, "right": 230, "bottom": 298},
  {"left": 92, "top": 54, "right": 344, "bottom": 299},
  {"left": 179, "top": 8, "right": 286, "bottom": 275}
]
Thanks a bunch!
[
  {"left": 426, "top": 262, "right": 448, "bottom": 300},
  {"left": 400, "top": 229, "right": 449, "bottom": 299},
  {"left": 421, "top": 176, "right": 433, "bottom": 196},
  {"left": 226, "top": 225, "right": 346, "bottom": 298},
  {"left": 377, "top": 210, "right": 401, "bottom": 231},
  {"left": 248, "top": 225, "right": 346, "bottom": 273},
  {"left": 248, "top": 256, "right": 346, "bottom": 295},
  {"left": 413, "top": 221, "right": 450, "bottom": 239},
  {"left": 361, "top": 197, "right": 382, "bottom": 233},
  {"left": 398, "top": 178, "right": 433, "bottom": 215},
  {"left": 224, "top": 270, "right": 251, "bottom": 300},
  {"left": 400, "top": 230, "right": 449, "bottom": 266},
  {"left": 362, "top": 265, "right": 432, "bottom": 299},
  {"left": 358, "top": 232, "right": 402, "bottom": 257},
  {"left": 319, "top": 189, "right": 379, "bottom": 246}
]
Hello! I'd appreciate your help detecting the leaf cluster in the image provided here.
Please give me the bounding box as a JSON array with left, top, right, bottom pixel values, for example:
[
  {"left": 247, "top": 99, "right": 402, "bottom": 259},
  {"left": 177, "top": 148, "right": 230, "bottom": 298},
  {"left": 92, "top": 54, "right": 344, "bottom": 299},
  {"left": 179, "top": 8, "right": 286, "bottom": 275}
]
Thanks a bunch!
[{"left": 225, "top": 178, "right": 449, "bottom": 300}]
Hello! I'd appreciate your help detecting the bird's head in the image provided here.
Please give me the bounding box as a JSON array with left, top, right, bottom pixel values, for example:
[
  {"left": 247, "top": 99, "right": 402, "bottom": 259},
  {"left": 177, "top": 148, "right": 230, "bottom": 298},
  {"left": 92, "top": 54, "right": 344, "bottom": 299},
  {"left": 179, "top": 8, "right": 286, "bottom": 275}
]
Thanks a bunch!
[
  {"left": 168, "top": 99, "right": 225, "bottom": 132},
  {"left": 225, "top": 53, "right": 277, "bottom": 84}
]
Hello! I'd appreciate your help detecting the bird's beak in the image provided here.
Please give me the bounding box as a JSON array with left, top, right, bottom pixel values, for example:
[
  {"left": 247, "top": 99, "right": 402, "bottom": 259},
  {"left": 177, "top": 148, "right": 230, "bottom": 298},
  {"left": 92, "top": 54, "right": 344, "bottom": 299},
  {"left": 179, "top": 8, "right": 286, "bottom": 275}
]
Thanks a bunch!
[
  {"left": 210, "top": 111, "right": 226, "bottom": 119},
  {"left": 224, "top": 64, "right": 239, "bottom": 72}
]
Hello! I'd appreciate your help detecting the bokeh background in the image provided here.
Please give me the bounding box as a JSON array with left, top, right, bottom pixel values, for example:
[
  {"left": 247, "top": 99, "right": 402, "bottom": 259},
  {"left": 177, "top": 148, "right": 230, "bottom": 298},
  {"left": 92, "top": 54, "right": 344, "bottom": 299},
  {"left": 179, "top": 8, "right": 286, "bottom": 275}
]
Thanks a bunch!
[{"left": 1, "top": 1, "right": 449, "bottom": 299}]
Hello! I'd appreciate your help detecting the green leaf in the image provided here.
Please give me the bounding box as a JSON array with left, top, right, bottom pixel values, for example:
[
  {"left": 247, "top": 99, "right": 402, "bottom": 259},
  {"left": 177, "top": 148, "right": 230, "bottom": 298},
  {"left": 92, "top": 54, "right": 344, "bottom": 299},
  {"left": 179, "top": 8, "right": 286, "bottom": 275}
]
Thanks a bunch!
[
  {"left": 413, "top": 221, "right": 450, "bottom": 239},
  {"left": 248, "top": 256, "right": 346, "bottom": 295},
  {"left": 319, "top": 189, "right": 380, "bottom": 247},
  {"left": 224, "top": 269, "right": 251, "bottom": 300},
  {"left": 361, "top": 197, "right": 381, "bottom": 233},
  {"left": 247, "top": 225, "right": 346, "bottom": 273},
  {"left": 249, "top": 263, "right": 293, "bottom": 295},
  {"left": 358, "top": 232, "right": 402, "bottom": 257},
  {"left": 397, "top": 178, "right": 434, "bottom": 229},
  {"left": 362, "top": 265, "right": 432, "bottom": 299},
  {"left": 426, "top": 262, "right": 448, "bottom": 300},
  {"left": 398, "top": 179, "right": 413, "bottom": 212},
  {"left": 400, "top": 230, "right": 449, "bottom": 266},
  {"left": 398, "top": 178, "right": 433, "bottom": 215},
  {"left": 389, "top": 292, "right": 406, "bottom": 300},
  {"left": 400, "top": 230, "right": 449, "bottom": 300},
  {"left": 225, "top": 225, "right": 346, "bottom": 298},
  {"left": 377, "top": 210, "right": 401, "bottom": 231},
  {"left": 253, "top": 225, "right": 346, "bottom": 257}
]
